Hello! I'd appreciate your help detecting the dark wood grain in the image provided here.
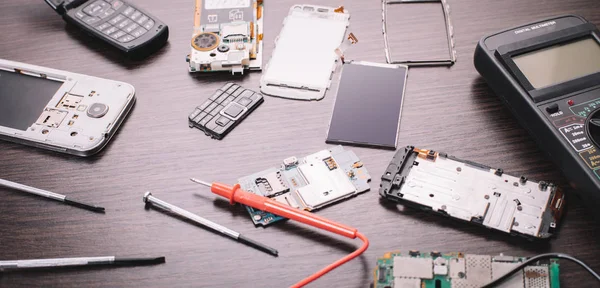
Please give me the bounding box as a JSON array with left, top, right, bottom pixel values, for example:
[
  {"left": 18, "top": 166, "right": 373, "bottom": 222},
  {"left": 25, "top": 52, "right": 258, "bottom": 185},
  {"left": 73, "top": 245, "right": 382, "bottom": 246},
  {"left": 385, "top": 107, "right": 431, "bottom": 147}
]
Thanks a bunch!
[{"left": 1, "top": 0, "right": 600, "bottom": 287}]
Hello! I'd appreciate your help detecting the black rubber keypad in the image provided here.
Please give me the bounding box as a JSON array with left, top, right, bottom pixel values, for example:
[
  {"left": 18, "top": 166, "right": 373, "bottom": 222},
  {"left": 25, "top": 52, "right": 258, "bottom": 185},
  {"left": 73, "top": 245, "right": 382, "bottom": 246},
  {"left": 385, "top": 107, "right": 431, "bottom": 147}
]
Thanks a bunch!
[
  {"left": 76, "top": 0, "right": 156, "bottom": 43},
  {"left": 188, "top": 83, "right": 264, "bottom": 139}
]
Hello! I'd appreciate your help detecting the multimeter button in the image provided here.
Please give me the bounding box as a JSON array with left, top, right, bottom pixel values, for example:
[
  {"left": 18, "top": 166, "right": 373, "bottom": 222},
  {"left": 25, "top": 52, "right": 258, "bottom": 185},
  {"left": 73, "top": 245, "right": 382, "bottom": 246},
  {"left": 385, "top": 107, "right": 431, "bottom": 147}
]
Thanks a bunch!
[
  {"left": 109, "top": 14, "right": 125, "bottom": 24},
  {"left": 117, "top": 19, "right": 131, "bottom": 28},
  {"left": 75, "top": 11, "right": 86, "bottom": 19},
  {"left": 216, "top": 116, "right": 231, "bottom": 127},
  {"left": 103, "top": 26, "right": 118, "bottom": 35},
  {"left": 136, "top": 15, "right": 149, "bottom": 26},
  {"left": 96, "top": 22, "right": 111, "bottom": 31},
  {"left": 143, "top": 20, "right": 155, "bottom": 30},
  {"left": 83, "top": 16, "right": 101, "bottom": 25},
  {"left": 131, "top": 27, "right": 147, "bottom": 38},
  {"left": 237, "top": 97, "right": 252, "bottom": 107},
  {"left": 111, "top": 1, "right": 123, "bottom": 9},
  {"left": 123, "top": 6, "right": 135, "bottom": 16},
  {"left": 130, "top": 11, "right": 142, "bottom": 21},
  {"left": 546, "top": 104, "right": 559, "bottom": 114},
  {"left": 111, "top": 31, "right": 126, "bottom": 39},
  {"left": 224, "top": 103, "right": 244, "bottom": 118},
  {"left": 125, "top": 23, "right": 139, "bottom": 33},
  {"left": 119, "top": 35, "right": 135, "bottom": 43}
]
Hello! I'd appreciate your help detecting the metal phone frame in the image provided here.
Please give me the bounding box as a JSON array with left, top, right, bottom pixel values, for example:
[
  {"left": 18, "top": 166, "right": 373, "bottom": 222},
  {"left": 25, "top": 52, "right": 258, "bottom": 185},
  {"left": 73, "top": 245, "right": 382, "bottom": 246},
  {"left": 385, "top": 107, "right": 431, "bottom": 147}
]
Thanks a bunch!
[{"left": 382, "top": 0, "right": 457, "bottom": 66}]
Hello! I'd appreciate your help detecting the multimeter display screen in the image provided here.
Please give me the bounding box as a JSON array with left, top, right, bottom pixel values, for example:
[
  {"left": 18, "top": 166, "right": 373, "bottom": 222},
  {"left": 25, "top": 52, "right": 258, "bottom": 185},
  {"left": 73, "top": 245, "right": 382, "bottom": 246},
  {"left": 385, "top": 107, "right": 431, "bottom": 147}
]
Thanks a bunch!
[{"left": 513, "top": 37, "right": 600, "bottom": 89}]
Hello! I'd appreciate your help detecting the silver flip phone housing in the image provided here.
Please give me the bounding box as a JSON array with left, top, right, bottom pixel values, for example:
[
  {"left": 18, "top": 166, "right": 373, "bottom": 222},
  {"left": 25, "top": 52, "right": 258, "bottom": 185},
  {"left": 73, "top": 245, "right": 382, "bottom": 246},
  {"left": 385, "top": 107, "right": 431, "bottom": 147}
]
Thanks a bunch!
[{"left": 0, "top": 59, "right": 136, "bottom": 156}]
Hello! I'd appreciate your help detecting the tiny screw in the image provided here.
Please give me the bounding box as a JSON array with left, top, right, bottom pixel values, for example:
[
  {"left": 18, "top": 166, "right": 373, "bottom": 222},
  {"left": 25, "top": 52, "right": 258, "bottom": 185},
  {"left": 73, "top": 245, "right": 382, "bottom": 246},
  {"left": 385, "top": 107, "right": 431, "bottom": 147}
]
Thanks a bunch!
[
  {"left": 456, "top": 167, "right": 461, "bottom": 172},
  {"left": 517, "top": 206, "right": 523, "bottom": 211},
  {"left": 484, "top": 195, "right": 490, "bottom": 200},
  {"left": 514, "top": 222, "right": 519, "bottom": 226}
]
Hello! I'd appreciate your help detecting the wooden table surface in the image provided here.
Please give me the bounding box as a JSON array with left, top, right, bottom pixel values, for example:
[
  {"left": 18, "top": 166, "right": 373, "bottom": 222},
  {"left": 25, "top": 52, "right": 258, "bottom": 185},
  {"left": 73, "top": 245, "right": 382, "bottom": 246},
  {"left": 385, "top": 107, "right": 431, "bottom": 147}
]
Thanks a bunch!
[{"left": 1, "top": 0, "right": 600, "bottom": 287}]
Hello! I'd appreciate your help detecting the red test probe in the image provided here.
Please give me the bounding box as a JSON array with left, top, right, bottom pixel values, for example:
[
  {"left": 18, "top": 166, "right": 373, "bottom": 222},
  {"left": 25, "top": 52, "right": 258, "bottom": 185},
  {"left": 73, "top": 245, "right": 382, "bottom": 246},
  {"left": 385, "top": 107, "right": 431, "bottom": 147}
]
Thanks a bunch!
[{"left": 190, "top": 178, "right": 369, "bottom": 288}]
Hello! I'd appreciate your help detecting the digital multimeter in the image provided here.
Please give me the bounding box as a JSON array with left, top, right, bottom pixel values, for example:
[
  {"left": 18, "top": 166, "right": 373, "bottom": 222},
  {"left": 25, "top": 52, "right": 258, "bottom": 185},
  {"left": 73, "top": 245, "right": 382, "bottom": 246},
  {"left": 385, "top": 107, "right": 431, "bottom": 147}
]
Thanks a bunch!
[{"left": 475, "top": 15, "right": 600, "bottom": 219}]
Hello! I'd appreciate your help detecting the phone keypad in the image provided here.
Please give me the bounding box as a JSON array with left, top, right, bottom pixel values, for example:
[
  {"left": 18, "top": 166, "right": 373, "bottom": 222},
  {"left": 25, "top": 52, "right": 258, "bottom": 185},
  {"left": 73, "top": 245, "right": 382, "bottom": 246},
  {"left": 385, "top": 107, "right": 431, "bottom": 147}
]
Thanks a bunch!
[
  {"left": 77, "top": 0, "right": 155, "bottom": 43},
  {"left": 188, "top": 83, "right": 263, "bottom": 139}
]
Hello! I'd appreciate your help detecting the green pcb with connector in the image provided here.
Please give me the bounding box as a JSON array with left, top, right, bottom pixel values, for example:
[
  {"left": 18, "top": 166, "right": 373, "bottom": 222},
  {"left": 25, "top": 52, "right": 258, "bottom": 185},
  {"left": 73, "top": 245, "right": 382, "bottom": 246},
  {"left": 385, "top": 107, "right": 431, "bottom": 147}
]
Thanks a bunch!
[{"left": 374, "top": 251, "right": 560, "bottom": 288}]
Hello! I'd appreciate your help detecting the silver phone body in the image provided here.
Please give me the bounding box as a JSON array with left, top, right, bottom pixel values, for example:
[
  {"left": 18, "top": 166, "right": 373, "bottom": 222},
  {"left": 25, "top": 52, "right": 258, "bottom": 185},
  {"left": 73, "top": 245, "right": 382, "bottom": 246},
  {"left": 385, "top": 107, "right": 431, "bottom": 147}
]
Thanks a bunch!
[{"left": 0, "top": 59, "right": 136, "bottom": 156}]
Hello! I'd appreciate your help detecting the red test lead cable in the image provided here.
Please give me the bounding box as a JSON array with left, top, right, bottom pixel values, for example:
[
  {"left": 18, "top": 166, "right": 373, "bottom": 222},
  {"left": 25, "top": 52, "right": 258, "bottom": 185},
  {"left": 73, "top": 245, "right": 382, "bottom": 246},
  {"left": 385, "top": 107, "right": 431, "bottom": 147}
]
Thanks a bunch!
[{"left": 190, "top": 178, "right": 369, "bottom": 288}]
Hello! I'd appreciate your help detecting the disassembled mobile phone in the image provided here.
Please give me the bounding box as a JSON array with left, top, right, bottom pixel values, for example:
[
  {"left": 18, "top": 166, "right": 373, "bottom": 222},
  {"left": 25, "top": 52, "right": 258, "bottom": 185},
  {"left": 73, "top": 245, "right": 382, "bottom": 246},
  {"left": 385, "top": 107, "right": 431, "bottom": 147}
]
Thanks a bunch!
[
  {"left": 187, "top": 0, "right": 264, "bottom": 74},
  {"left": 0, "top": 59, "right": 136, "bottom": 156},
  {"left": 382, "top": 0, "right": 456, "bottom": 66},
  {"left": 188, "top": 83, "right": 263, "bottom": 139},
  {"left": 238, "top": 146, "right": 371, "bottom": 226},
  {"left": 326, "top": 61, "right": 408, "bottom": 149},
  {"left": 260, "top": 5, "right": 350, "bottom": 100},
  {"left": 45, "top": 0, "right": 169, "bottom": 58},
  {"left": 379, "top": 146, "right": 565, "bottom": 239},
  {"left": 374, "top": 251, "right": 560, "bottom": 288}
]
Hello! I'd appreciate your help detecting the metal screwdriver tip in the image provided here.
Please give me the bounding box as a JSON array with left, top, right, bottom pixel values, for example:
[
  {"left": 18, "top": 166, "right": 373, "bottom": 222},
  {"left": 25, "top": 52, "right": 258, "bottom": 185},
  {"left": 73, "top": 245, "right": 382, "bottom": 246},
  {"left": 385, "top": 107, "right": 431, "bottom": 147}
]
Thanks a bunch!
[
  {"left": 63, "top": 198, "right": 105, "bottom": 213},
  {"left": 190, "top": 178, "right": 212, "bottom": 187}
]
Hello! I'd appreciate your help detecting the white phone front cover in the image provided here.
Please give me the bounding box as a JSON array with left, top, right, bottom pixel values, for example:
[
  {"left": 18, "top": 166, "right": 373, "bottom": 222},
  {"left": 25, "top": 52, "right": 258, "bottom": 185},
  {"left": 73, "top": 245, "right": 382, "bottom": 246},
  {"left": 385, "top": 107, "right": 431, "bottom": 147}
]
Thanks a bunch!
[{"left": 260, "top": 5, "right": 350, "bottom": 101}]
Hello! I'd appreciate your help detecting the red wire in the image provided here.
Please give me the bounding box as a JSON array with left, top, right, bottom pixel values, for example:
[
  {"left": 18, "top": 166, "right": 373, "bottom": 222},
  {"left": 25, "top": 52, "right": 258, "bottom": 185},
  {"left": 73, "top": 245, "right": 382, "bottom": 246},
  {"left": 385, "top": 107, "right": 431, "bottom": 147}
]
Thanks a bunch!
[{"left": 290, "top": 232, "right": 369, "bottom": 288}]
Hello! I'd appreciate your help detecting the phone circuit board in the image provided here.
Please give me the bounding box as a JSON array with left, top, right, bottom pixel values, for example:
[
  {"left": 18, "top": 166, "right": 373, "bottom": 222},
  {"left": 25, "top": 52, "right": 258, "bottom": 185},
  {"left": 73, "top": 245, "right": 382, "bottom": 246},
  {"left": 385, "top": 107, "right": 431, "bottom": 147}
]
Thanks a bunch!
[
  {"left": 238, "top": 146, "right": 371, "bottom": 226},
  {"left": 187, "top": 0, "right": 264, "bottom": 74},
  {"left": 374, "top": 251, "right": 560, "bottom": 288},
  {"left": 379, "top": 146, "right": 565, "bottom": 239}
]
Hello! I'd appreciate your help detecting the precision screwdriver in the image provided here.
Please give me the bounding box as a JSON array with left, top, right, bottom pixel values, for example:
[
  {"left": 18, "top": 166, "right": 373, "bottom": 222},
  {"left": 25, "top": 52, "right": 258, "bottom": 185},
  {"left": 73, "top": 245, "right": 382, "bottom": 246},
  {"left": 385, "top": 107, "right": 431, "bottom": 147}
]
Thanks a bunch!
[
  {"left": 0, "top": 178, "right": 104, "bottom": 213},
  {"left": 0, "top": 255, "right": 165, "bottom": 272},
  {"left": 189, "top": 178, "right": 369, "bottom": 288},
  {"left": 143, "top": 192, "right": 278, "bottom": 257}
]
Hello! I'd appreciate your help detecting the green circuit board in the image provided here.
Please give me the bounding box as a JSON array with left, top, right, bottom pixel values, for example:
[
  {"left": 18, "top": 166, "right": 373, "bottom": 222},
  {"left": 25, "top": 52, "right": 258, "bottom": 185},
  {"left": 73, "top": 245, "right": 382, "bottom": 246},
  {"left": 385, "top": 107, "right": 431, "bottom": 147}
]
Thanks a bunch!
[{"left": 374, "top": 251, "right": 560, "bottom": 288}]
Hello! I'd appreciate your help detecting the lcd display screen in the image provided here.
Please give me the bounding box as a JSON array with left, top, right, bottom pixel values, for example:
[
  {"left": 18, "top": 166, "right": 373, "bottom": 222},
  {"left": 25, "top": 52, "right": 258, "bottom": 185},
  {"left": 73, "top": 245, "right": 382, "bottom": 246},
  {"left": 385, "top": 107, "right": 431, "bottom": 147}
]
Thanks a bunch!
[
  {"left": 326, "top": 62, "right": 407, "bottom": 149},
  {"left": 513, "top": 37, "right": 600, "bottom": 89},
  {"left": 0, "top": 70, "right": 62, "bottom": 130}
]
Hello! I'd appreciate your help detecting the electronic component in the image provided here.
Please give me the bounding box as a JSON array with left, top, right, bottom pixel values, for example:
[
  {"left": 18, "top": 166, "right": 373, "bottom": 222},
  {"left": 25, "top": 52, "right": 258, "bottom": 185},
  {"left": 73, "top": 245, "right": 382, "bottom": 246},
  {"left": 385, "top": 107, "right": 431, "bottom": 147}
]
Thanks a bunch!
[
  {"left": 260, "top": 5, "right": 350, "bottom": 100},
  {"left": 382, "top": 0, "right": 456, "bottom": 66},
  {"left": 374, "top": 251, "right": 560, "bottom": 288},
  {"left": 379, "top": 146, "right": 565, "bottom": 239},
  {"left": 44, "top": 0, "right": 169, "bottom": 58},
  {"left": 475, "top": 15, "right": 600, "bottom": 220},
  {"left": 188, "top": 83, "right": 263, "bottom": 139},
  {"left": 326, "top": 61, "right": 408, "bottom": 149},
  {"left": 187, "top": 0, "right": 264, "bottom": 74},
  {"left": 238, "top": 146, "right": 371, "bottom": 226}
]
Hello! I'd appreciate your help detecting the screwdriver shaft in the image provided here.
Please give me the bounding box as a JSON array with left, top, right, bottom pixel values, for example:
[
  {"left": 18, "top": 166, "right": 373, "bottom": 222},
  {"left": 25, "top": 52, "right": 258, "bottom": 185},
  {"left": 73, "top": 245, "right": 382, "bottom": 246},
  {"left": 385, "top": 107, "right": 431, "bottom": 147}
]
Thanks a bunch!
[
  {"left": 0, "top": 178, "right": 105, "bottom": 213},
  {"left": 143, "top": 192, "right": 278, "bottom": 256}
]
